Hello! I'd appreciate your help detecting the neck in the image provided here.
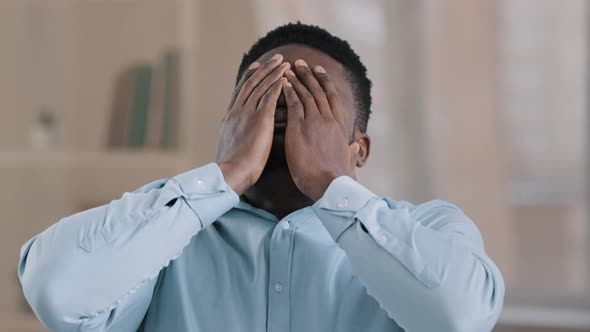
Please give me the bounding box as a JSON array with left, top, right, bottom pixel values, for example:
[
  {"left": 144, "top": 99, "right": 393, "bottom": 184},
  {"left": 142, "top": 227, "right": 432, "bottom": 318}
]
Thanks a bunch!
[{"left": 242, "top": 168, "right": 313, "bottom": 220}]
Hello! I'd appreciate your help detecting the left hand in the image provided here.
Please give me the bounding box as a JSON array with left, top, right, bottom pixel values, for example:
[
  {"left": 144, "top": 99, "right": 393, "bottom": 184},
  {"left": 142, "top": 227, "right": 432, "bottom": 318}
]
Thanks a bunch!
[{"left": 282, "top": 60, "right": 360, "bottom": 201}]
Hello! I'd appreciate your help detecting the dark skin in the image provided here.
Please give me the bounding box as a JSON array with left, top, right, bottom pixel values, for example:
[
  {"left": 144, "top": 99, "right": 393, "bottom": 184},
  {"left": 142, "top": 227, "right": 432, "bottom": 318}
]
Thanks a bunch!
[{"left": 217, "top": 44, "right": 371, "bottom": 219}]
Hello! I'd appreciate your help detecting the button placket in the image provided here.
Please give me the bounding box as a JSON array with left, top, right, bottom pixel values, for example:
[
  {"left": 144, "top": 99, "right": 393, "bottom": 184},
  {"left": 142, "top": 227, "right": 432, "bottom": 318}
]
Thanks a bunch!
[{"left": 266, "top": 217, "right": 295, "bottom": 332}]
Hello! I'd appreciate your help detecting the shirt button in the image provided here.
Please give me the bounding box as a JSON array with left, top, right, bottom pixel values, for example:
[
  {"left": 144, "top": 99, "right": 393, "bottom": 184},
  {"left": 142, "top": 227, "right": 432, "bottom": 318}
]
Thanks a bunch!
[
  {"left": 273, "top": 283, "right": 284, "bottom": 293},
  {"left": 281, "top": 220, "right": 290, "bottom": 229},
  {"left": 196, "top": 179, "right": 206, "bottom": 191},
  {"left": 337, "top": 197, "right": 349, "bottom": 208}
]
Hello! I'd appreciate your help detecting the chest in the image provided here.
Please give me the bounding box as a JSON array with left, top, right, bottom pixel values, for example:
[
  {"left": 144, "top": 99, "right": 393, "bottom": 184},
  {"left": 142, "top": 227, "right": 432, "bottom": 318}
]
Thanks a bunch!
[{"left": 141, "top": 211, "right": 402, "bottom": 332}]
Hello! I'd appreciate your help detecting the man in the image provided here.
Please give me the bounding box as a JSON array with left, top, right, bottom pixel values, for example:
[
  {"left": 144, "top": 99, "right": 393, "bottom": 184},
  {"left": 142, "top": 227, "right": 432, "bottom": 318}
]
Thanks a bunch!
[{"left": 18, "top": 23, "right": 504, "bottom": 331}]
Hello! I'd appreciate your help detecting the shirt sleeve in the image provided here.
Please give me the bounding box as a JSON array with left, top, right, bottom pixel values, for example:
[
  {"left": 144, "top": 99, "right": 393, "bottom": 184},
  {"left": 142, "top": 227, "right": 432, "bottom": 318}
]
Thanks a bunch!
[
  {"left": 312, "top": 176, "right": 505, "bottom": 332},
  {"left": 18, "top": 163, "right": 239, "bottom": 332}
]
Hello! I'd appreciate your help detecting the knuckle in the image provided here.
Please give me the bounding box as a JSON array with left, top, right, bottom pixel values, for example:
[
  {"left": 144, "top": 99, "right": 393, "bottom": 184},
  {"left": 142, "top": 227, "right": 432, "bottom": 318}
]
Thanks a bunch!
[
  {"left": 247, "top": 98, "right": 258, "bottom": 110},
  {"left": 238, "top": 74, "right": 253, "bottom": 87},
  {"left": 301, "top": 72, "right": 314, "bottom": 81},
  {"left": 259, "top": 78, "right": 274, "bottom": 90},
  {"left": 287, "top": 98, "right": 302, "bottom": 109},
  {"left": 300, "top": 66, "right": 312, "bottom": 75},
  {"left": 261, "top": 62, "right": 277, "bottom": 72},
  {"left": 250, "top": 85, "right": 263, "bottom": 98},
  {"left": 325, "top": 89, "right": 337, "bottom": 98},
  {"left": 271, "top": 80, "right": 282, "bottom": 88},
  {"left": 243, "top": 79, "right": 256, "bottom": 92},
  {"left": 295, "top": 68, "right": 309, "bottom": 78},
  {"left": 251, "top": 84, "right": 260, "bottom": 95},
  {"left": 259, "top": 94, "right": 269, "bottom": 105},
  {"left": 301, "top": 89, "right": 314, "bottom": 100},
  {"left": 244, "top": 69, "right": 256, "bottom": 78},
  {"left": 242, "top": 74, "right": 254, "bottom": 84},
  {"left": 312, "top": 85, "right": 326, "bottom": 98}
]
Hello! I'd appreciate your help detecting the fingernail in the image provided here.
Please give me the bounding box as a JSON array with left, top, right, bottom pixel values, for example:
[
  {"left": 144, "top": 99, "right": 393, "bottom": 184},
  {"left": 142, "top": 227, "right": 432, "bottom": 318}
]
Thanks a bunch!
[
  {"left": 314, "top": 66, "right": 326, "bottom": 73},
  {"left": 281, "top": 62, "right": 291, "bottom": 69},
  {"left": 295, "top": 59, "right": 308, "bottom": 67},
  {"left": 286, "top": 70, "right": 295, "bottom": 76},
  {"left": 248, "top": 62, "right": 261, "bottom": 70},
  {"left": 279, "top": 77, "right": 288, "bottom": 83},
  {"left": 270, "top": 54, "right": 283, "bottom": 62},
  {"left": 285, "top": 82, "right": 293, "bottom": 88}
]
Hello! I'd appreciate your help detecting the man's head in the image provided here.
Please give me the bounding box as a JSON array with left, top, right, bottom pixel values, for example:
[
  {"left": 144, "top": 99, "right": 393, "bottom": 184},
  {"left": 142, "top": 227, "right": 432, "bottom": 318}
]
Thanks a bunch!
[
  {"left": 235, "top": 22, "right": 372, "bottom": 171},
  {"left": 237, "top": 22, "right": 372, "bottom": 135}
]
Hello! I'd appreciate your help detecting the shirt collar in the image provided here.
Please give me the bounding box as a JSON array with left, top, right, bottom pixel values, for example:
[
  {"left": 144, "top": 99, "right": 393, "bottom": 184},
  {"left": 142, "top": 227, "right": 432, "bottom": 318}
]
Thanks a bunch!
[{"left": 234, "top": 197, "right": 314, "bottom": 223}]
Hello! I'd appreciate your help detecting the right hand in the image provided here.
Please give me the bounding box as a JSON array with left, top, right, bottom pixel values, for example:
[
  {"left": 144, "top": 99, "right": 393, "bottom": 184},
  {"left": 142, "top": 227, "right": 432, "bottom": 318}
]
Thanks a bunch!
[{"left": 216, "top": 54, "right": 290, "bottom": 196}]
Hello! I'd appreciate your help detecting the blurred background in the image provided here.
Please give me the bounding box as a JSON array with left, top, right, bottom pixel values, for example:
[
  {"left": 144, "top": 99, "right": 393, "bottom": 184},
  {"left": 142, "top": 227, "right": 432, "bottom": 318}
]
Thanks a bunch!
[{"left": 0, "top": 0, "right": 587, "bottom": 331}]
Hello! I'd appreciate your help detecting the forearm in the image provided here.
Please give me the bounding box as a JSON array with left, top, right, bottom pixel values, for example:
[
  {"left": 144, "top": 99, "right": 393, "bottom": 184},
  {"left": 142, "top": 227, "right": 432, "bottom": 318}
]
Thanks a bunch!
[
  {"left": 18, "top": 163, "right": 238, "bottom": 331},
  {"left": 312, "top": 177, "right": 504, "bottom": 332}
]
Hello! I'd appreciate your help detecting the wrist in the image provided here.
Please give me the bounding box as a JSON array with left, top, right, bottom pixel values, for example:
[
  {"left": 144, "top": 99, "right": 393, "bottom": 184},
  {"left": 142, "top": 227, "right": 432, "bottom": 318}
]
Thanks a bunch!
[
  {"left": 218, "top": 161, "right": 255, "bottom": 196},
  {"left": 307, "top": 171, "right": 341, "bottom": 202}
]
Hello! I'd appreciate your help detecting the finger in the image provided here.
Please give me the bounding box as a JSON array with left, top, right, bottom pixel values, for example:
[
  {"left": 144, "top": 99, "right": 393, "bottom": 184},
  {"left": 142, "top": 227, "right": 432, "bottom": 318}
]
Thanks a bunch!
[
  {"left": 284, "top": 69, "right": 317, "bottom": 119},
  {"left": 257, "top": 77, "right": 287, "bottom": 117},
  {"left": 246, "top": 62, "right": 290, "bottom": 110},
  {"left": 294, "top": 59, "right": 331, "bottom": 117},
  {"left": 229, "top": 61, "right": 260, "bottom": 107},
  {"left": 282, "top": 82, "right": 304, "bottom": 124},
  {"left": 313, "top": 65, "right": 344, "bottom": 125},
  {"left": 235, "top": 54, "right": 284, "bottom": 107}
]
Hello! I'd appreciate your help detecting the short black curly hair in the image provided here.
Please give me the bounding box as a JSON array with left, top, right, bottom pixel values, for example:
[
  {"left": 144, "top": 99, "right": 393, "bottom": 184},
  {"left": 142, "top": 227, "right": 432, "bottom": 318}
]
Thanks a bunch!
[{"left": 237, "top": 22, "right": 372, "bottom": 133}]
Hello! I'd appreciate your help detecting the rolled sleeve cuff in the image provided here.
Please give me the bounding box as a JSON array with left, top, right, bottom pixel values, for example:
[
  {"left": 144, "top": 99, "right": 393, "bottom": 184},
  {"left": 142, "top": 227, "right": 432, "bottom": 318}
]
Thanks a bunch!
[
  {"left": 171, "top": 163, "right": 239, "bottom": 228},
  {"left": 312, "top": 176, "right": 377, "bottom": 240}
]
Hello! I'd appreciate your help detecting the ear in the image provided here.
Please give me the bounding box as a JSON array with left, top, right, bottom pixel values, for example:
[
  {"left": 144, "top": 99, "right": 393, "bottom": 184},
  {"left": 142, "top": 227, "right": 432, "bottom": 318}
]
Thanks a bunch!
[{"left": 353, "top": 129, "right": 371, "bottom": 167}]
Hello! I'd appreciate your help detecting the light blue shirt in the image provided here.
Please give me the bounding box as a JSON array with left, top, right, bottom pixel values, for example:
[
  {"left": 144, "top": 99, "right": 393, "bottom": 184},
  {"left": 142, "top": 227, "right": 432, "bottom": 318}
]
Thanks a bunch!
[{"left": 18, "top": 163, "right": 504, "bottom": 331}]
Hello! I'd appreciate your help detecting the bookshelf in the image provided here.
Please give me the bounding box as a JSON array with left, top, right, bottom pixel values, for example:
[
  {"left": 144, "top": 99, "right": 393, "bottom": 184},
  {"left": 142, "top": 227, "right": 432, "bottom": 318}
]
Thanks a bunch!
[
  {"left": 0, "top": 0, "right": 208, "bottom": 329},
  {"left": 0, "top": 0, "right": 259, "bottom": 326},
  {"left": 0, "top": 149, "right": 190, "bottom": 170}
]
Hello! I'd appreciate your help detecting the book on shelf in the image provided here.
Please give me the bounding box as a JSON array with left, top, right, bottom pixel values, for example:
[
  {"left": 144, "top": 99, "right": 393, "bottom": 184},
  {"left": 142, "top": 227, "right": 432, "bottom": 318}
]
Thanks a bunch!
[
  {"left": 107, "top": 51, "right": 180, "bottom": 150},
  {"left": 127, "top": 65, "right": 153, "bottom": 148},
  {"left": 146, "top": 59, "right": 165, "bottom": 148},
  {"left": 160, "top": 51, "right": 179, "bottom": 149},
  {"left": 146, "top": 51, "right": 179, "bottom": 149},
  {"left": 107, "top": 67, "right": 134, "bottom": 147}
]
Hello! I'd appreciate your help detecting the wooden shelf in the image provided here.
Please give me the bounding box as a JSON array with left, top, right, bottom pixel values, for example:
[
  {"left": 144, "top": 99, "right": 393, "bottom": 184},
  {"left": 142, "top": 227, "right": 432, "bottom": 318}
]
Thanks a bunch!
[
  {"left": 499, "top": 305, "right": 590, "bottom": 330},
  {"left": 0, "top": 149, "right": 190, "bottom": 170}
]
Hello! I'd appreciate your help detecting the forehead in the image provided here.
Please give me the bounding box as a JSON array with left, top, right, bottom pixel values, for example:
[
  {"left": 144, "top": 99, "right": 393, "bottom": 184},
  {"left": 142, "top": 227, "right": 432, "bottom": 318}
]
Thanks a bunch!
[{"left": 255, "top": 44, "right": 354, "bottom": 107}]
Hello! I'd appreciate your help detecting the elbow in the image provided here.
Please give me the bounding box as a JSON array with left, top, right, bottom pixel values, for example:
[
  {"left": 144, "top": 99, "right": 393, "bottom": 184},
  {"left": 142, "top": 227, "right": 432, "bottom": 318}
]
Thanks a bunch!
[
  {"left": 19, "top": 239, "right": 82, "bottom": 332},
  {"left": 21, "top": 268, "right": 83, "bottom": 331},
  {"left": 437, "top": 261, "right": 505, "bottom": 332},
  {"left": 22, "top": 279, "right": 64, "bottom": 328},
  {"left": 436, "top": 293, "right": 504, "bottom": 332}
]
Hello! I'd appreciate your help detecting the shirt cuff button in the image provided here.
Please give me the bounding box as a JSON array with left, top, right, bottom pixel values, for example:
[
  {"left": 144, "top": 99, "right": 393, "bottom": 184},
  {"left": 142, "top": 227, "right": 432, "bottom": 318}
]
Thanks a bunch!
[
  {"left": 196, "top": 179, "right": 206, "bottom": 191},
  {"left": 336, "top": 197, "right": 349, "bottom": 208}
]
